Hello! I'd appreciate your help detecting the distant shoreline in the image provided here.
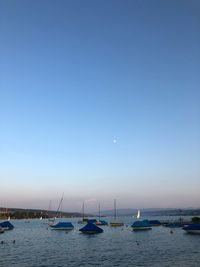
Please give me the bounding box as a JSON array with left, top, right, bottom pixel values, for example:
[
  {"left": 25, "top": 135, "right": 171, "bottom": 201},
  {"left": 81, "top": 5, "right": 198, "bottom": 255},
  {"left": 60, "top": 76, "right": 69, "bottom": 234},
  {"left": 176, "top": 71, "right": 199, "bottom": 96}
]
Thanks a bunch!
[{"left": 1, "top": 207, "right": 200, "bottom": 220}]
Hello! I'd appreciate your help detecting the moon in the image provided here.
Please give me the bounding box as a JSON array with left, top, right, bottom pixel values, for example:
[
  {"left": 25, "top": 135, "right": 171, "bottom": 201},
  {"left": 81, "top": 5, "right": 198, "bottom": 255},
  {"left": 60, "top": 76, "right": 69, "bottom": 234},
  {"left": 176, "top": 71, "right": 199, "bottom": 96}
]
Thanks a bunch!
[{"left": 113, "top": 138, "right": 117, "bottom": 144}]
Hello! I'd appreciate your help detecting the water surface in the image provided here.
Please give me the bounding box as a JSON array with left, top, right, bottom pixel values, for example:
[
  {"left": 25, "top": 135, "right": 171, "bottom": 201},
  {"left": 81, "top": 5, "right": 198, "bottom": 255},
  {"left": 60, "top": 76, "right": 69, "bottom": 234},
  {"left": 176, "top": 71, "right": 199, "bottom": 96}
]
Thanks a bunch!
[{"left": 0, "top": 217, "right": 200, "bottom": 267}]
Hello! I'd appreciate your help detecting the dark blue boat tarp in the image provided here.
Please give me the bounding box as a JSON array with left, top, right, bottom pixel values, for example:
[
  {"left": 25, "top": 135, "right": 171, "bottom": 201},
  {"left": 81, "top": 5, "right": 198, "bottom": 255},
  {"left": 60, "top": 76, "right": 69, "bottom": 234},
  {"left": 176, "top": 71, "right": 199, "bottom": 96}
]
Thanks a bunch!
[
  {"left": 0, "top": 221, "right": 14, "bottom": 230},
  {"left": 131, "top": 220, "right": 150, "bottom": 228},
  {"left": 183, "top": 224, "right": 200, "bottom": 230},
  {"left": 79, "top": 222, "right": 103, "bottom": 233},
  {"left": 51, "top": 222, "right": 74, "bottom": 229}
]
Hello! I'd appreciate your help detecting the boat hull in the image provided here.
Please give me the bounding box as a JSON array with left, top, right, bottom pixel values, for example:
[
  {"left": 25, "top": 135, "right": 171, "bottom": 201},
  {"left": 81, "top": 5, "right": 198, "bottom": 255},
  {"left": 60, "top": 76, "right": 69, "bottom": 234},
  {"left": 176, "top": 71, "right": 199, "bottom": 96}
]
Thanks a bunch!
[
  {"left": 110, "top": 222, "right": 124, "bottom": 227},
  {"left": 182, "top": 224, "right": 200, "bottom": 234},
  {"left": 51, "top": 227, "right": 74, "bottom": 230},
  {"left": 50, "top": 222, "right": 74, "bottom": 230},
  {"left": 80, "top": 230, "right": 102, "bottom": 234},
  {"left": 132, "top": 227, "right": 152, "bottom": 231},
  {"left": 184, "top": 230, "right": 200, "bottom": 234},
  {"left": 96, "top": 221, "right": 108, "bottom": 226}
]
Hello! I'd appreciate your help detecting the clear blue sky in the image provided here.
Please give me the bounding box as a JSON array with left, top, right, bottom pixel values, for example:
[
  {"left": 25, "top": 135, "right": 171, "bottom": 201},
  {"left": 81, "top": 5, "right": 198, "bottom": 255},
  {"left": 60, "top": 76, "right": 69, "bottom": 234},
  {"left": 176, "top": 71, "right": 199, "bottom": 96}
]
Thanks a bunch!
[{"left": 0, "top": 0, "right": 199, "bottom": 211}]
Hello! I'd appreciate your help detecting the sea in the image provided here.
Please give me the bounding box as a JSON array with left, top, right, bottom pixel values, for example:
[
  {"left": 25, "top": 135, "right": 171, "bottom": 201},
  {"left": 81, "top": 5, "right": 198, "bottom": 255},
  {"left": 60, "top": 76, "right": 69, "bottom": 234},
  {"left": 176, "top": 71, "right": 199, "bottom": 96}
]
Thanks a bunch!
[{"left": 0, "top": 216, "right": 200, "bottom": 267}]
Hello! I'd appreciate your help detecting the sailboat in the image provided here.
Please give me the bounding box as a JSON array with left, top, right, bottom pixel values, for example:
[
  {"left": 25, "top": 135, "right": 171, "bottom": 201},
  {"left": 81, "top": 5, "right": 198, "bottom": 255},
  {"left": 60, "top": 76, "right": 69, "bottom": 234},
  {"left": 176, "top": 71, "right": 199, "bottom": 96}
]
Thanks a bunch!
[
  {"left": 183, "top": 224, "right": 200, "bottom": 234},
  {"left": 131, "top": 209, "right": 152, "bottom": 230},
  {"left": 110, "top": 199, "right": 124, "bottom": 227},
  {"left": 78, "top": 201, "right": 88, "bottom": 224},
  {"left": 95, "top": 203, "right": 108, "bottom": 226},
  {"left": 136, "top": 209, "right": 140, "bottom": 219},
  {"left": 131, "top": 220, "right": 152, "bottom": 231},
  {"left": 47, "top": 200, "right": 55, "bottom": 224},
  {"left": 49, "top": 194, "right": 74, "bottom": 230},
  {"left": 79, "top": 221, "right": 103, "bottom": 234}
]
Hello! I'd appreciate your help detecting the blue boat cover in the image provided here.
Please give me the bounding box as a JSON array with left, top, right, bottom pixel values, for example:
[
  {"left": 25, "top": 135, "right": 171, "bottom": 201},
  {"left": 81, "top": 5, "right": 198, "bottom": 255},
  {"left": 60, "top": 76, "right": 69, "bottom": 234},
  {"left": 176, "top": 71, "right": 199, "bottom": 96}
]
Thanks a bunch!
[
  {"left": 183, "top": 224, "right": 200, "bottom": 230},
  {"left": 149, "top": 220, "right": 161, "bottom": 226},
  {"left": 131, "top": 220, "right": 150, "bottom": 228},
  {"left": 51, "top": 222, "right": 74, "bottom": 229},
  {"left": 0, "top": 221, "right": 14, "bottom": 230},
  {"left": 79, "top": 222, "right": 103, "bottom": 233}
]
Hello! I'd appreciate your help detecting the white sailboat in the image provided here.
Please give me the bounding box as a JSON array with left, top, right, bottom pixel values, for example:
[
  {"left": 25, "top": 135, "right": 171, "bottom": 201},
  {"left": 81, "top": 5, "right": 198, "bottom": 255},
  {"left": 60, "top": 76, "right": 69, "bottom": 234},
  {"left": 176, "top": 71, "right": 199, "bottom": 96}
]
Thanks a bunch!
[
  {"left": 132, "top": 210, "right": 140, "bottom": 219},
  {"left": 136, "top": 209, "right": 140, "bottom": 219}
]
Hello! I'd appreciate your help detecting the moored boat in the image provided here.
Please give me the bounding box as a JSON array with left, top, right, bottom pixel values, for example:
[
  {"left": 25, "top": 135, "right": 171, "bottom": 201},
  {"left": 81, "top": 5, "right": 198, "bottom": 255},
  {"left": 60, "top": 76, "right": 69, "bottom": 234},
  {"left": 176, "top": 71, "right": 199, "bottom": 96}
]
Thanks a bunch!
[
  {"left": 95, "top": 203, "right": 108, "bottom": 226},
  {"left": 87, "top": 219, "right": 97, "bottom": 224},
  {"left": 96, "top": 220, "right": 108, "bottom": 226},
  {"left": 50, "top": 222, "right": 74, "bottom": 230},
  {"left": 182, "top": 224, "right": 200, "bottom": 234},
  {"left": 0, "top": 221, "right": 14, "bottom": 230},
  {"left": 79, "top": 222, "right": 103, "bottom": 234},
  {"left": 78, "top": 218, "right": 88, "bottom": 224},
  {"left": 78, "top": 202, "right": 88, "bottom": 224},
  {"left": 131, "top": 220, "right": 152, "bottom": 231},
  {"left": 110, "top": 199, "right": 124, "bottom": 227}
]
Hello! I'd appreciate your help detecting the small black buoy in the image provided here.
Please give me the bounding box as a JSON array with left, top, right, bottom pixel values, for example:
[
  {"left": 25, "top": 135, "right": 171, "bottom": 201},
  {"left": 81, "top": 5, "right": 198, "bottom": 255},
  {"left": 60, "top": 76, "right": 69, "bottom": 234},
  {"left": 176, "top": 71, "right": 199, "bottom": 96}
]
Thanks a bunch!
[
  {"left": 1, "top": 241, "right": 4, "bottom": 244},
  {"left": 170, "top": 230, "right": 173, "bottom": 234},
  {"left": 13, "top": 240, "right": 16, "bottom": 244}
]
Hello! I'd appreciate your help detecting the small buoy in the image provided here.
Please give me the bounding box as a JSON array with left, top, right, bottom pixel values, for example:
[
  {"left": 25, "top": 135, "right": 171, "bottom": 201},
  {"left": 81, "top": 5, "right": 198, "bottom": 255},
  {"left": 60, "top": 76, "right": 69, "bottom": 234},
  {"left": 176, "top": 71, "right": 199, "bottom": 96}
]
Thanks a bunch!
[
  {"left": 13, "top": 240, "right": 15, "bottom": 244},
  {"left": 1, "top": 241, "right": 4, "bottom": 244},
  {"left": 170, "top": 230, "right": 173, "bottom": 234}
]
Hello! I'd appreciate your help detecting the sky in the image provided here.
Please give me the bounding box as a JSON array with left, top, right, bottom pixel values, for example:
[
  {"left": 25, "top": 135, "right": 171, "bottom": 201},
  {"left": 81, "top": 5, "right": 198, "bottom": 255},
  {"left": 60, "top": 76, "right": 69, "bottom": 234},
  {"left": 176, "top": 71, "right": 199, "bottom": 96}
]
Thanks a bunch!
[{"left": 0, "top": 0, "right": 200, "bottom": 212}]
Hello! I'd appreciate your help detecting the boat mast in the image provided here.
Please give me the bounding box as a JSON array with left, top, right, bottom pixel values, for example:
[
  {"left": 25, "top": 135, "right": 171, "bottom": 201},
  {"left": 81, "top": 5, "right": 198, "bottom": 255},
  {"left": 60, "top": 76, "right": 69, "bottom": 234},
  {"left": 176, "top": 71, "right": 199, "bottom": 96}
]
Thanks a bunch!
[
  {"left": 82, "top": 201, "right": 85, "bottom": 220},
  {"left": 47, "top": 200, "right": 52, "bottom": 218},
  {"left": 55, "top": 193, "right": 64, "bottom": 218},
  {"left": 114, "top": 199, "right": 116, "bottom": 220},
  {"left": 98, "top": 203, "right": 101, "bottom": 221}
]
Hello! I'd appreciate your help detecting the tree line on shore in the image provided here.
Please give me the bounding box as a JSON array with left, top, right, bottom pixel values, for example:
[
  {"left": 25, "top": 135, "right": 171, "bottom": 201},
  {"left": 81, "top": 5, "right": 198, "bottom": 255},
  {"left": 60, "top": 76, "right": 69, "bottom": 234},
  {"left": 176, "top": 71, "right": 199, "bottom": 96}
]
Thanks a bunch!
[{"left": 0, "top": 207, "right": 82, "bottom": 219}]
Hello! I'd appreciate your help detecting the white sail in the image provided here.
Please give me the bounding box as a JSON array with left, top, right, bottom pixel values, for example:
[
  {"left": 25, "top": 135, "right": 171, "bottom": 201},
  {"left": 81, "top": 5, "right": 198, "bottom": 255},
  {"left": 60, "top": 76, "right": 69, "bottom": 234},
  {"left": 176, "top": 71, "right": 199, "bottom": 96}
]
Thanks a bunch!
[{"left": 136, "top": 210, "right": 140, "bottom": 219}]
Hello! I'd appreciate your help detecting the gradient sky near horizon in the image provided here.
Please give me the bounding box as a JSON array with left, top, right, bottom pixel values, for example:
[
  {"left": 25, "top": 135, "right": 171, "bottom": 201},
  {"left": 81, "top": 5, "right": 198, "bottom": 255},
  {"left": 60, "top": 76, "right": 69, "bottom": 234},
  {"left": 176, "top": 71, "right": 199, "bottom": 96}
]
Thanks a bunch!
[{"left": 0, "top": 0, "right": 199, "bottom": 212}]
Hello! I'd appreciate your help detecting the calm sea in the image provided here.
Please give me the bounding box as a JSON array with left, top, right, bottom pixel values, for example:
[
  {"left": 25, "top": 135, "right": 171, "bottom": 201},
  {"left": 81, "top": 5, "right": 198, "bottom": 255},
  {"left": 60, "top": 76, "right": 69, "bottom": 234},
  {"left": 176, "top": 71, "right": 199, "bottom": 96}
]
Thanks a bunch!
[{"left": 0, "top": 216, "right": 200, "bottom": 267}]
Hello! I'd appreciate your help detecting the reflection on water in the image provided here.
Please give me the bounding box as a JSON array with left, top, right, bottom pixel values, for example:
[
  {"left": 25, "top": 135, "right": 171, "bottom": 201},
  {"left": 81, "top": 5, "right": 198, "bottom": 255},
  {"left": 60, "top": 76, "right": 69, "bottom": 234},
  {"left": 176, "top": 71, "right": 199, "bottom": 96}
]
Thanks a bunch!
[{"left": 0, "top": 217, "right": 200, "bottom": 267}]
